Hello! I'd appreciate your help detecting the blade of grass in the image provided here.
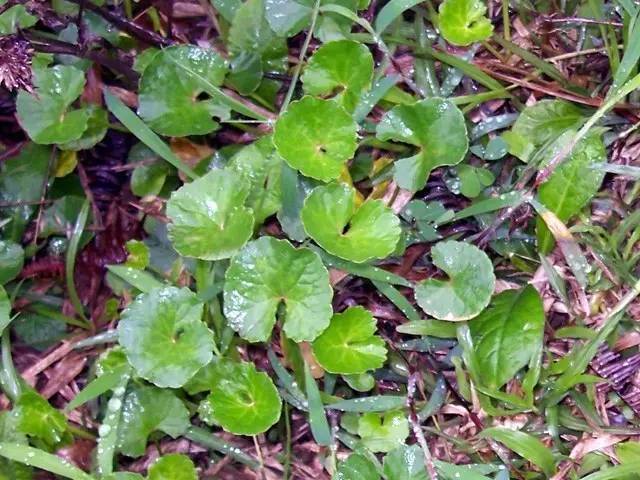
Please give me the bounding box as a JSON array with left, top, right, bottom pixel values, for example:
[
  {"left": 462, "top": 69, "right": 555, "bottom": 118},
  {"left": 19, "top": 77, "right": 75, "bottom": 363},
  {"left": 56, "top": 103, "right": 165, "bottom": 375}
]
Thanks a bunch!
[
  {"left": 374, "top": 0, "right": 423, "bottom": 34},
  {"left": 372, "top": 280, "right": 421, "bottom": 322},
  {"left": 65, "top": 200, "right": 91, "bottom": 328},
  {"left": 354, "top": 74, "right": 400, "bottom": 123},
  {"left": 185, "top": 426, "right": 260, "bottom": 468},
  {"left": 65, "top": 366, "right": 130, "bottom": 412},
  {"left": 0, "top": 330, "right": 21, "bottom": 402},
  {"left": 304, "top": 361, "right": 331, "bottom": 446},
  {"left": 327, "top": 395, "right": 406, "bottom": 412},
  {"left": 96, "top": 369, "right": 131, "bottom": 476},
  {"left": 104, "top": 89, "right": 198, "bottom": 180},
  {"left": 0, "top": 443, "right": 94, "bottom": 480},
  {"left": 106, "top": 265, "right": 164, "bottom": 293}
]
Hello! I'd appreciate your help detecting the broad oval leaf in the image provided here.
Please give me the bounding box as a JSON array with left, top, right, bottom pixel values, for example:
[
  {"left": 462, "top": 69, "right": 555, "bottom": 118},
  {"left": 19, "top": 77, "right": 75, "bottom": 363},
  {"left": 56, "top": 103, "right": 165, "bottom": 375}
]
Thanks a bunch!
[
  {"left": 510, "top": 100, "right": 584, "bottom": 148},
  {"left": 0, "top": 240, "right": 23, "bottom": 285},
  {"left": 376, "top": 98, "right": 468, "bottom": 192},
  {"left": 16, "top": 65, "right": 90, "bottom": 144},
  {"left": 312, "top": 306, "right": 387, "bottom": 374},
  {"left": 138, "top": 45, "right": 228, "bottom": 136},
  {"left": 415, "top": 240, "right": 495, "bottom": 321},
  {"left": 166, "top": 169, "right": 254, "bottom": 260},
  {"left": 333, "top": 453, "right": 381, "bottom": 480},
  {"left": 202, "top": 359, "right": 282, "bottom": 435},
  {"left": 117, "top": 385, "right": 190, "bottom": 457},
  {"left": 117, "top": 286, "right": 214, "bottom": 388},
  {"left": 438, "top": 0, "right": 493, "bottom": 46},
  {"left": 383, "top": 445, "right": 428, "bottom": 480},
  {"left": 301, "top": 182, "right": 401, "bottom": 262},
  {"left": 536, "top": 132, "right": 606, "bottom": 253},
  {"left": 148, "top": 454, "right": 197, "bottom": 480},
  {"left": 273, "top": 96, "right": 358, "bottom": 181},
  {"left": 223, "top": 237, "right": 333, "bottom": 342},
  {"left": 302, "top": 40, "right": 374, "bottom": 112},
  {"left": 358, "top": 410, "right": 409, "bottom": 453},
  {"left": 468, "top": 285, "right": 545, "bottom": 390}
]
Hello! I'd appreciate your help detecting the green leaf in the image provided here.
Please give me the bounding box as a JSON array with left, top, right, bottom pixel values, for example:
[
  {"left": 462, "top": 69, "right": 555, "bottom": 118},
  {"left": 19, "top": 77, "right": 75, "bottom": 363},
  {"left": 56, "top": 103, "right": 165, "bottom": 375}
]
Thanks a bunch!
[
  {"left": 16, "top": 65, "right": 89, "bottom": 145},
  {"left": 138, "top": 45, "right": 228, "bottom": 136},
  {"left": 376, "top": 98, "right": 468, "bottom": 192},
  {"left": 302, "top": 40, "right": 373, "bottom": 112},
  {"left": 304, "top": 361, "right": 331, "bottom": 446},
  {"left": 327, "top": 395, "right": 406, "bottom": 412},
  {"left": 0, "top": 240, "right": 22, "bottom": 285},
  {"left": 468, "top": 286, "right": 544, "bottom": 390},
  {"left": 223, "top": 237, "right": 333, "bottom": 342},
  {"left": 438, "top": 0, "right": 494, "bottom": 46},
  {"left": 383, "top": 445, "right": 428, "bottom": 480},
  {"left": 455, "top": 165, "right": 494, "bottom": 198},
  {"left": 201, "top": 359, "right": 282, "bottom": 435},
  {"left": 12, "top": 313, "right": 67, "bottom": 351},
  {"left": 415, "top": 240, "right": 495, "bottom": 321},
  {"left": 357, "top": 410, "right": 409, "bottom": 453},
  {"left": 274, "top": 96, "right": 358, "bottom": 181},
  {"left": 117, "top": 385, "right": 190, "bottom": 457},
  {"left": 148, "top": 454, "right": 197, "bottom": 480},
  {"left": 312, "top": 306, "right": 386, "bottom": 374},
  {"left": 59, "top": 105, "right": 109, "bottom": 151},
  {"left": 301, "top": 182, "right": 400, "bottom": 262},
  {"left": 166, "top": 169, "right": 254, "bottom": 260},
  {"left": 65, "top": 366, "right": 130, "bottom": 412},
  {"left": 0, "top": 412, "right": 32, "bottom": 480},
  {"left": 127, "top": 143, "right": 171, "bottom": 197},
  {"left": 374, "top": 0, "right": 424, "bottom": 34},
  {"left": 264, "top": 0, "right": 313, "bottom": 36},
  {"left": 117, "top": 286, "right": 214, "bottom": 388},
  {"left": 510, "top": 100, "right": 584, "bottom": 148},
  {"left": 333, "top": 453, "right": 381, "bottom": 480},
  {"left": 0, "top": 4, "right": 36, "bottom": 34},
  {"left": 13, "top": 390, "right": 68, "bottom": 449},
  {"left": 227, "top": 136, "right": 282, "bottom": 225},
  {"left": 0, "top": 443, "right": 92, "bottom": 480},
  {"left": 0, "top": 286, "right": 9, "bottom": 338},
  {"left": 537, "top": 132, "right": 606, "bottom": 253},
  {"left": 479, "top": 427, "right": 555, "bottom": 477}
]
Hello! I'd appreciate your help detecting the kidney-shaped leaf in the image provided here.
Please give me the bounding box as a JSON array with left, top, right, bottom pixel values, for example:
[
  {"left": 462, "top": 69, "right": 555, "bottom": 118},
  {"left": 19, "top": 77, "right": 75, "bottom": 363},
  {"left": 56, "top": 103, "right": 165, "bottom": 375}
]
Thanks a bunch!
[
  {"left": 166, "top": 169, "right": 254, "bottom": 260},
  {"left": 274, "top": 96, "right": 358, "bottom": 181},
  {"left": 16, "top": 65, "right": 90, "bottom": 144},
  {"left": 468, "top": 285, "right": 544, "bottom": 390},
  {"left": 333, "top": 454, "right": 380, "bottom": 480},
  {"left": 376, "top": 98, "right": 468, "bottom": 192},
  {"left": 415, "top": 240, "right": 495, "bottom": 321},
  {"left": 438, "top": 0, "right": 494, "bottom": 46},
  {"left": 358, "top": 410, "right": 409, "bottom": 453},
  {"left": 202, "top": 359, "right": 282, "bottom": 435},
  {"left": 312, "top": 306, "right": 387, "bottom": 375},
  {"left": 117, "top": 286, "right": 214, "bottom": 388},
  {"left": 302, "top": 40, "right": 373, "bottom": 112},
  {"left": 301, "top": 182, "right": 401, "bottom": 262},
  {"left": 138, "top": 45, "right": 227, "bottom": 136},
  {"left": 148, "top": 454, "right": 197, "bottom": 480},
  {"left": 224, "top": 237, "right": 333, "bottom": 342}
]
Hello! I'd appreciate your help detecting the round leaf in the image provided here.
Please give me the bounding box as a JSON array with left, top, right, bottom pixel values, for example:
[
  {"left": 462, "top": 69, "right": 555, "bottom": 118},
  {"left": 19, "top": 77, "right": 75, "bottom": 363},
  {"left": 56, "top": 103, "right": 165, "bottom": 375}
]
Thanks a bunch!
[
  {"left": 357, "top": 410, "right": 409, "bottom": 453},
  {"left": 166, "top": 169, "right": 254, "bottom": 260},
  {"left": 469, "top": 286, "right": 545, "bottom": 390},
  {"left": 274, "top": 96, "right": 358, "bottom": 181},
  {"left": 312, "top": 306, "right": 387, "bottom": 374},
  {"left": 302, "top": 40, "right": 373, "bottom": 111},
  {"left": 415, "top": 240, "right": 495, "bottom": 321},
  {"left": 223, "top": 237, "right": 333, "bottom": 343},
  {"left": 117, "top": 286, "right": 214, "bottom": 388},
  {"left": 438, "top": 0, "right": 494, "bottom": 46},
  {"left": 301, "top": 182, "right": 401, "bottom": 262},
  {"left": 148, "top": 455, "right": 197, "bottom": 480},
  {"left": 138, "top": 45, "right": 228, "bottom": 136},
  {"left": 16, "top": 65, "right": 90, "bottom": 144},
  {"left": 334, "top": 454, "right": 381, "bottom": 480},
  {"left": 376, "top": 98, "right": 468, "bottom": 192},
  {"left": 203, "top": 359, "right": 282, "bottom": 435}
]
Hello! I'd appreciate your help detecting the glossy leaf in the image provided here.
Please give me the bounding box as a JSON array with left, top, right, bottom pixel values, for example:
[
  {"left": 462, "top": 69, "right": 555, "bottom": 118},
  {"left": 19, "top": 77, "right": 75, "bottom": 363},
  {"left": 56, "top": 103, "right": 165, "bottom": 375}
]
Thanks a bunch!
[
  {"left": 166, "top": 169, "right": 254, "bottom": 260},
  {"left": 333, "top": 453, "right": 381, "bottom": 480},
  {"left": 537, "top": 132, "right": 606, "bottom": 253},
  {"left": 358, "top": 410, "right": 409, "bottom": 453},
  {"left": 301, "top": 182, "right": 401, "bottom": 262},
  {"left": 16, "top": 65, "right": 90, "bottom": 144},
  {"left": 0, "top": 286, "right": 8, "bottom": 336},
  {"left": 376, "top": 98, "right": 468, "bottom": 191},
  {"left": 0, "top": 442, "right": 91, "bottom": 480},
  {"left": 0, "top": 240, "right": 23, "bottom": 285},
  {"left": 468, "top": 286, "right": 545, "bottom": 390},
  {"left": 510, "top": 100, "right": 584, "bottom": 148},
  {"left": 59, "top": 105, "right": 109, "bottom": 151},
  {"left": 455, "top": 165, "right": 494, "bottom": 198},
  {"left": 202, "top": 359, "right": 282, "bottom": 435},
  {"left": 312, "top": 306, "right": 387, "bottom": 374},
  {"left": 138, "top": 45, "right": 227, "bottom": 136},
  {"left": 0, "top": 412, "right": 32, "bottom": 479},
  {"left": 148, "top": 454, "right": 197, "bottom": 480},
  {"left": 479, "top": 427, "right": 555, "bottom": 477},
  {"left": 223, "top": 237, "right": 333, "bottom": 342},
  {"left": 274, "top": 96, "right": 358, "bottom": 181},
  {"left": 304, "top": 361, "right": 331, "bottom": 445},
  {"left": 117, "top": 385, "right": 190, "bottom": 457},
  {"left": 438, "top": 0, "right": 493, "bottom": 46},
  {"left": 415, "top": 240, "right": 495, "bottom": 321},
  {"left": 117, "top": 286, "right": 214, "bottom": 388},
  {"left": 302, "top": 40, "right": 373, "bottom": 111},
  {"left": 264, "top": 0, "right": 313, "bottom": 36},
  {"left": 383, "top": 445, "right": 428, "bottom": 480},
  {"left": 13, "top": 390, "right": 68, "bottom": 449},
  {"left": 0, "top": 5, "right": 36, "bottom": 34},
  {"left": 127, "top": 143, "right": 171, "bottom": 197},
  {"left": 327, "top": 395, "right": 407, "bottom": 412}
]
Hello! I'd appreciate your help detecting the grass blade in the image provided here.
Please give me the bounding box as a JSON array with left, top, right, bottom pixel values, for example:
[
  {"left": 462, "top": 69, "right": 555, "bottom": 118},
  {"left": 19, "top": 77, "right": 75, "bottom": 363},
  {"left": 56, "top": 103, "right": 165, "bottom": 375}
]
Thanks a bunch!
[
  {"left": 304, "top": 361, "right": 331, "bottom": 446},
  {"left": 0, "top": 443, "right": 94, "bottom": 480},
  {"left": 65, "top": 199, "right": 91, "bottom": 327},
  {"left": 65, "top": 366, "right": 130, "bottom": 412},
  {"left": 327, "top": 395, "right": 406, "bottom": 412},
  {"left": 106, "top": 265, "right": 164, "bottom": 293},
  {"left": 185, "top": 426, "right": 260, "bottom": 468},
  {"left": 104, "top": 89, "right": 198, "bottom": 180},
  {"left": 374, "top": 0, "right": 423, "bottom": 34},
  {"left": 96, "top": 370, "right": 131, "bottom": 476},
  {"left": 372, "top": 280, "right": 421, "bottom": 322}
]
